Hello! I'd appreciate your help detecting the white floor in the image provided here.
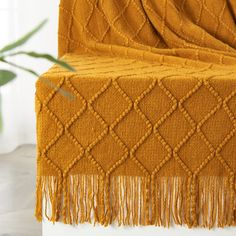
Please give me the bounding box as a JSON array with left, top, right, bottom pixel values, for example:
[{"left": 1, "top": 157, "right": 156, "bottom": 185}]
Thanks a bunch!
[
  {"left": 43, "top": 220, "right": 236, "bottom": 236},
  {"left": 0, "top": 145, "right": 41, "bottom": 236}
]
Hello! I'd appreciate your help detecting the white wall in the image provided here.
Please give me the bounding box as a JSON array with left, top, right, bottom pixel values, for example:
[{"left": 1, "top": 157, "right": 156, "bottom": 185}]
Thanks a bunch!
[{"left": 0, "top": 0, "right": 60, "bottom": 153}]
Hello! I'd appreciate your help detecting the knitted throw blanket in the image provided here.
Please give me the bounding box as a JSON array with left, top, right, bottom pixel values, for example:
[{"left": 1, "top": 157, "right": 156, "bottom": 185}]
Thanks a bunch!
[{"left": 35, "top": 0, "right": 236, "bottom": 228}]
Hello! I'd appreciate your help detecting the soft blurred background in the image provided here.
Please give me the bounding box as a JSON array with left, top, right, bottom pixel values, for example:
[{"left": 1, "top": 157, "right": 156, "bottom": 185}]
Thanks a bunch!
[
  {"left": 0, "top": 0, "right": 59, "bottom": 153},
  {"left": 0, "top": 0, "right": 59, "bottom": 235}
]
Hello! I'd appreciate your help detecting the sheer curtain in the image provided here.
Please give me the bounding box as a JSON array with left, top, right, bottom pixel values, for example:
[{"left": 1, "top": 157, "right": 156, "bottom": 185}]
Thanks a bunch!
[{"left": 0, "top": 0, "right": 59, "bottom": 153}]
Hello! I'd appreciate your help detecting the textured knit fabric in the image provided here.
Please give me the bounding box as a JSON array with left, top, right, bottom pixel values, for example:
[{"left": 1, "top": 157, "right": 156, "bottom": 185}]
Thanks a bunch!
[{"left": 35, "top": 0, "right": 236, "bottom": 228}]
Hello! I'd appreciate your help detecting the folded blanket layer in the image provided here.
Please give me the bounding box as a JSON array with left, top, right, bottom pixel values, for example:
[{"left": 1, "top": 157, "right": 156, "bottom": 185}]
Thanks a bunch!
[{"left": 35, "top": 0, "right": 236, "bottom": 228}]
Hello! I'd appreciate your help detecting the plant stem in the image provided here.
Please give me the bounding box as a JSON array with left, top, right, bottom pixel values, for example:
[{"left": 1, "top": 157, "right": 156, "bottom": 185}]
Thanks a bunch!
[{"left": 0, "top": 58, "right": 39, "bottom": 77}]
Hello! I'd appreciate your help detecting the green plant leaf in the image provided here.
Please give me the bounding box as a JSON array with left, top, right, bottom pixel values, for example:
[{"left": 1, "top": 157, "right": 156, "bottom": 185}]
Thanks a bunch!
[
  {"left": 0, "top": 19, "right": 48, "bottom": 54},
  {"left": 0, "top": 70, "right": 16, "bottom": 86},
  {"left": 13, "top": 51, "right": 76, "bottom": 72},
  {"left": 27, "top": 52, "right": 76, "bottom": 71}
]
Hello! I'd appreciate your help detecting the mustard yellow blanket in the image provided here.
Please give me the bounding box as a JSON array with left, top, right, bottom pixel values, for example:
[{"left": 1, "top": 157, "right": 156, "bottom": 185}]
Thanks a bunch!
[{"left": 35, "top": 0, "right": 236, "bottom": 228}]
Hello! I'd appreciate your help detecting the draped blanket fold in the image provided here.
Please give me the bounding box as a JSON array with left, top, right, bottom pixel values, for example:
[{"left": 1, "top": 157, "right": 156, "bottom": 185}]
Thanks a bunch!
[{"left": 35, "top": 0, "right": 236, "bottom": 228}]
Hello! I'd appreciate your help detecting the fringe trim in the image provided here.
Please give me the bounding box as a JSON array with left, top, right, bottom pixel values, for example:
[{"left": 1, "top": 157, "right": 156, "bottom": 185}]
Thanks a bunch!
[{"left": 35, "top": 175, "right": 236, "bottom": 228}]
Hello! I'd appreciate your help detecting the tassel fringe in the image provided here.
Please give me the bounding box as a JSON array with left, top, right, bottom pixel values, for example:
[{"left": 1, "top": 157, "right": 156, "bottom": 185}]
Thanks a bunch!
[{"left": 35, "top": 175, "right": 236, "bottom": 228}]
